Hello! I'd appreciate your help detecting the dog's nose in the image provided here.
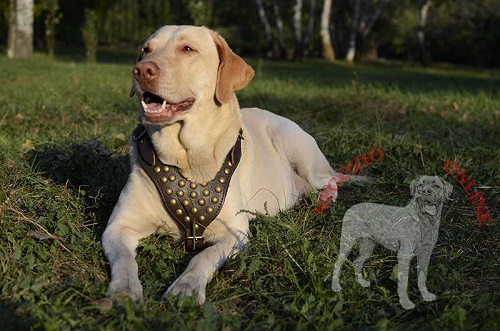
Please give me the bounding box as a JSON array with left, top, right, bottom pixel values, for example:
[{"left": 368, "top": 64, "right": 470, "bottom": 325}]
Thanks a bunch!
[{"left": 133, "top": 61, "right": 160, "bottom": 89}]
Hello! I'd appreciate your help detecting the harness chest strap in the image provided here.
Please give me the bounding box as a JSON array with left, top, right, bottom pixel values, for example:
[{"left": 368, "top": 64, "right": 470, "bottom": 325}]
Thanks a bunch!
[{"left": 132, "top": 125, "right": 243, "bottom": 251}]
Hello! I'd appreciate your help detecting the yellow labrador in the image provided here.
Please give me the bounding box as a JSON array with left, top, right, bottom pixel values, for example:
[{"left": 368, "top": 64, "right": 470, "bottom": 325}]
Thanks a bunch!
[{"left": 102, "top": 25, "right": 338, "bottom": 305}]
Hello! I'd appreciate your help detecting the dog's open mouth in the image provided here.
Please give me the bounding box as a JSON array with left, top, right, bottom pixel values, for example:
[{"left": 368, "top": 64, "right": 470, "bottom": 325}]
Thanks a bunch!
[
  {"left": 422, "top": 197, "right": 441, "bottom": 216},
  {"left": 423, "top": 204, "right": 438, "bottom": 216},
  {"left": 141, "top": 92, "right": 195, "bottom": 123}
]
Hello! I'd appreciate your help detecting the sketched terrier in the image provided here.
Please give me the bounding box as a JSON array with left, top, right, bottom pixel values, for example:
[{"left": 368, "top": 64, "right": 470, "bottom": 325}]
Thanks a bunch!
[{"left": 331, "top": 176, "right": 453, "bottom": 309}]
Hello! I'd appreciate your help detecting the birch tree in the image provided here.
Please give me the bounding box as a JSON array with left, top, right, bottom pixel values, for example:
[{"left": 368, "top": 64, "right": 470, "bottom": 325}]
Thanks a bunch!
[
  {"left": 320, "top": 0, "right": 335, "bottom": 61},
  {"left": 7, "top": 0, "right": 34, "bottom": 58},
  {"left": 255, "top": 0, "right": 274, "bottom": 57},
  {"left": 292, "top": 0, "right": 303, "bottom": 60},
  {"left": 418, "top": 0, "right": 432, "bottom": 66},
  {"left": 272, "top": 0, "right": 287, "bottom": 59},
  {"left": 302, "top": 0, "right": 316, "bottom": 57},
  {"left": 345, "top": 0, "right": 388, "bottom": 62},
  {"left": 293, "top": 0, "right": 317, "bottom": 60}
]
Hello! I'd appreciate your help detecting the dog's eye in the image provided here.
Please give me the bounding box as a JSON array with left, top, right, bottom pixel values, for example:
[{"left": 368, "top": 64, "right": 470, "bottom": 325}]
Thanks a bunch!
[
  {"left": 182, "top": 45, "right": 194, "bottom": 52},
  {"left": 142, "top": 46, "right": 151, "bottom": 54}
]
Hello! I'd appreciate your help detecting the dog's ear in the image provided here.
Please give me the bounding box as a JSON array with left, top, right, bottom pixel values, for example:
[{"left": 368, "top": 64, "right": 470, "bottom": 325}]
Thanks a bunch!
[
  {"left": 409, "top": 178, "right": 419, "bottom": 195},
  {"left": 441, "top": 178, "right": 453, "bottom": 198},
  {"left": 210, "top": 31, "right": 254, "bottom": 105}
]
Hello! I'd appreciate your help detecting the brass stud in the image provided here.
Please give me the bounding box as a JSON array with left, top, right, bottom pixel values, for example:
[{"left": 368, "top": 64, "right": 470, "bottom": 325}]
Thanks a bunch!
[
  {"left": 184, "top": 216, "right": 191, "bottom": 223},
  {"left": 160, "top": 176, "right": 168, "bottom": 183},
  {"left": 215, "top": 186, "right": 222, "bottom": 193},
  {"left": 190, "top": 182, "right": 198, "bottom": 189},
  {"left": 198, "top": 215, "right": 206, "bottom": 222},
  {"left": 194, "top": 224, "right": 199, "bottom": 230},
  {"left": 191, "top": 207, "right": 199, "bottom": 214},
  {"left": 162, "top": 166, "right": 170, "bottom": 172},
  {"left": 201, "top": 182, "right": 208, "bottom": 187},
  {"left": 175, "top": 209, "right": 183, "bottom": 216},
  {"left": 224, "top": 168, "right": 230, "bottom": 175},
  {"left": 202, "top": 189, "right": 210, "bottom": 196},
  {"left": 168, "top": 174, "right": 176, "bottom": 182},
  {"left": 177, "top": 190, "right": 185, "bottom": 197},
  {"left": 165, "top": 188, "right": 173, "bottom": 195},
  {"left": 154, "top": 166, "right": 161, "bottom": 173},
  {"left": 178, "top": 180, "right": 186, "bottom": 187},
  {"left": 190, "top": 191, "right": 198, "bottom": 199},
  {"left": 182, "top": 199, "right": 190, "bottom": 207},
  {"left": 228, "top": 161, "right": 233, "bottom": 167},
  {"left": 211, "top": 196, "right": 219, "bottom": 204},
  {"left": 207, "top": 207, "right": 214, "bottom": 214},
  {"left": 198, "top": 198, "right": 206, "bottom": 206},
  {"left": 219, "top": 177, "right": 226, "bottom": 184},
  {"left": 169, "top": 199, "right": 177, "bottom": 206}
]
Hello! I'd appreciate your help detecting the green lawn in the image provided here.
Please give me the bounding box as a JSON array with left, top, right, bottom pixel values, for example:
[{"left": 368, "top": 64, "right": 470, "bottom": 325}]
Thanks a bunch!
[{"left": 0, "top": 52, "right": 499, "bottom": 330}]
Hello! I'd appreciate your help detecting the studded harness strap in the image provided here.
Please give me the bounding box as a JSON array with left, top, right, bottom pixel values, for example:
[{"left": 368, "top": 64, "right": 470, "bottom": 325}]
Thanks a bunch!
[{"left": 132, "top": 125, "right": 243, "bottom": 251}]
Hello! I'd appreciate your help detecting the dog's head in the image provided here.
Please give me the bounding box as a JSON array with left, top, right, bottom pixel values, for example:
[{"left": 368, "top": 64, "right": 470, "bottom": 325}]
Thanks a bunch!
[
  {"left": 410, "top": 176, "right": 453, "bottom": 217},
  {"left": 131, "top": 25, "right": 254, "bottom": 125}
]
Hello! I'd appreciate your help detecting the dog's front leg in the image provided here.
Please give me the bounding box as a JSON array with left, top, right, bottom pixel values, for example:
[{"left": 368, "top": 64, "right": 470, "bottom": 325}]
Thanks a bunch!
[
  {"left": 417, "top": 251, "right": 436, "bottom": 302},
  {"left": 102, "top": 225, "right": 150, "bottom": 303},
  {"left": 397, "top": 245, "right": 415, "bottom": 309},
  {"left": 164, "top": 232, "right": 248, "bottom": 305}
]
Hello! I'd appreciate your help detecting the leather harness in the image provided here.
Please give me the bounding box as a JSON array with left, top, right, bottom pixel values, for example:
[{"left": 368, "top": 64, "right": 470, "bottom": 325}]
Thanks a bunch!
[{"left": 132, "top": 125, "right": 243, "bottom": 251}]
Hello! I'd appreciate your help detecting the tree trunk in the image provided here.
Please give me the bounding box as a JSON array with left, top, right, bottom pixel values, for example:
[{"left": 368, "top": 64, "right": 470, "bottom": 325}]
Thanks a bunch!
[
  {"left": 272, "top": 0, "right": 287, "bottom": 59},
  {"left": 7, "top": 0, "right": 34, "bottom": 59},
  {"left": 292, "top": 0, "right": 303, "bottom": 60},
  {"left": 359, "top": 0, "right": 387, "bottom": 38},
  {"left": 45, "top": 0, "right": 60, "bottom": 60},
  {"left": 320, "top": 0, "right": 335, "bottom": 61},
  {"left": 418, "top": 1, "right": 432, "bottom": 66},
  {"left": 345, "top": 0, "right": 361, "bottom": 62},
  {"left": 301, "top": 0, "right": 316, "bottom": 57},
  {"left": 346, "top": 0, "right": 387, "bottom": 62},
  {"left": 255, "top": 0, "right": 274, "bottom": 57}
]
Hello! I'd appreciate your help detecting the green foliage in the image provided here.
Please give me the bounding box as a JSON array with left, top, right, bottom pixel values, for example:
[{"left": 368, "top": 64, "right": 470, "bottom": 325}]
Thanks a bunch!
[{"left": 0, "top": 54, "right": 499, "bottom": 329}]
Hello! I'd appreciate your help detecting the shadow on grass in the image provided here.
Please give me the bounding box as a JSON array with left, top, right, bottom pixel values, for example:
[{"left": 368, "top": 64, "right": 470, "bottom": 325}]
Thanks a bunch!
[
  {"left": 0, "top": 303, "right": 35, "bottom": 331},
  {"left": 248, "top": 59, "right": 500, "bottom": 95},
  {"left": 27, "top": 139, "right": 130, "bottom": 235}
]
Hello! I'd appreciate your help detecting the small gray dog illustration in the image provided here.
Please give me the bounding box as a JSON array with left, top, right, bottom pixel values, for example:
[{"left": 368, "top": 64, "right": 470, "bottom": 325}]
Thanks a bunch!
[{"left": 331, "top": 175, "right": 453, "bottom": 309}]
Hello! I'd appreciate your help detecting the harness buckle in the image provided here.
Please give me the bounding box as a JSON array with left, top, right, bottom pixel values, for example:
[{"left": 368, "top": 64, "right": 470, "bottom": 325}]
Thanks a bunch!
[{"left": 185, "top": 236, "right": 205, "bottom": 251}]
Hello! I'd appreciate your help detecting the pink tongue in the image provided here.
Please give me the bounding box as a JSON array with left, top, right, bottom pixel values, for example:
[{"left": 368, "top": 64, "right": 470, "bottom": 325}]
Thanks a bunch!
[{"left": 424, "top": 205, "right": 437, "bottom": 216}]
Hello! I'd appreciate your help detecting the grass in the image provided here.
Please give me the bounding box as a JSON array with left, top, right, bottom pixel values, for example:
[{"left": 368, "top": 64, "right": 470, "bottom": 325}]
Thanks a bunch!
[{"left": 0, "top": 51, "right": 499, "bottom": 330}]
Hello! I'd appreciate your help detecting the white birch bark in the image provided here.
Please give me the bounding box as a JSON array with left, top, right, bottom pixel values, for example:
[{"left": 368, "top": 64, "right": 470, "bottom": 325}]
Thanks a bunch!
[
  {"left": 302, "top": 0, "right": 316, "bottom": 55},
  {"left": 7, "top": 0, "right": 34, "bottom": 58},
  {"left": 320, "top": 0, "right": 335, "bottom": 61},
  {"left": 346, "top": 0, "right": 387, "bottom": 62},
  {"left": 255, "top": 0, "right": 274, "bottom": 57},
  {"left": 272, "top": 0, "right": 287, "bottom": 58},
  {"left": 293, "top": 0, "right": 303, "bottom": 60},
  {"left": 418, "top": 1, "right": 432, "bottom": 65},
  {"left": 345, "top": 0, "right": 361, "bottom": 62}
]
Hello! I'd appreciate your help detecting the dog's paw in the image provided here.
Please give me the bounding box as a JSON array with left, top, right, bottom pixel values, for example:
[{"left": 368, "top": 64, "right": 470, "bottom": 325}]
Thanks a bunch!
[
  {"left": 331, "top": 278, "right": 342, "bottom": 292},
  {"left": 400, "top": 299, "right": 415, "bottom": 310},
  {"left": 356, "top": 277, "right": 370, "bottom": 288},
  {"left": 422, "top": 292, "right": 436, "bottom": 302},
  {"left": 107, "top": 275, "right": 143, "bottom": 303},
  {"left": 163, "top": 272, "right": 207, "bottom": 305}
]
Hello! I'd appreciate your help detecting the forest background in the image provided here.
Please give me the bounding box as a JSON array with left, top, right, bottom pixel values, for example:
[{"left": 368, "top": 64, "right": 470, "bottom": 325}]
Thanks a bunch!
[{"left": 1, "top": 0, "right": 499, "bottom": 67}]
